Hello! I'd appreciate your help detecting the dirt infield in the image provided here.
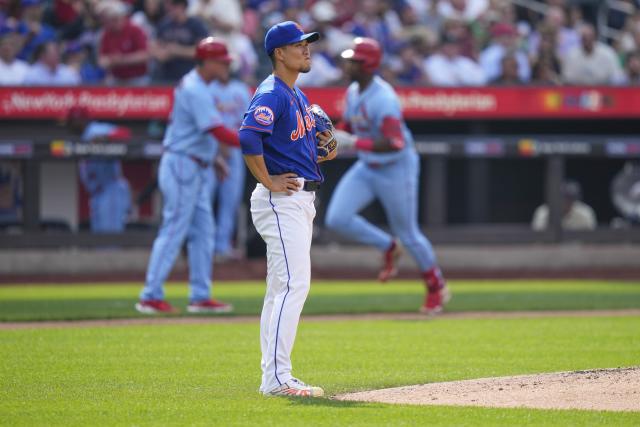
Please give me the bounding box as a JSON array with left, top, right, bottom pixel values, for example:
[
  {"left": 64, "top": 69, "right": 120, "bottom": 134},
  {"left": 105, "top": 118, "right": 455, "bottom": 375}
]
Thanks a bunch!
[
  {"left": 1, "top": 309, "right": 639, "bottom": 330},
  {"left": 334, "top": 367, "right": 640, "bottom": 412}
]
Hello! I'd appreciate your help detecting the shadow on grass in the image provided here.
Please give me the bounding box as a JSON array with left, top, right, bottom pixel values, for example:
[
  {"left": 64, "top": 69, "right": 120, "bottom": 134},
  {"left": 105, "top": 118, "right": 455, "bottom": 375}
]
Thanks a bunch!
[{"left": 284, "top": 396, "right": 383, "bottom": 408}]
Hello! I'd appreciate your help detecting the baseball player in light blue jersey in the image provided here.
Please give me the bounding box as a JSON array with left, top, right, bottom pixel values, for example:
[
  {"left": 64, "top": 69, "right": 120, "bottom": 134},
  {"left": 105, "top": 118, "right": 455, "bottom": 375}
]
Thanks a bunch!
[
  {"left": 239, "top": 21, "right": 336, "bottom": 398},
  {"left": 209, "top": 77, "right": 251, "bottom": 259},
  {"left": 68, "top": 106, "right": 132, "bottom": 233},
  {"left": 136, "top": 37, "right": 241, "bottom": 315},
  {"left": 325, "top": 37, "right": 450, "bottom": 315}
]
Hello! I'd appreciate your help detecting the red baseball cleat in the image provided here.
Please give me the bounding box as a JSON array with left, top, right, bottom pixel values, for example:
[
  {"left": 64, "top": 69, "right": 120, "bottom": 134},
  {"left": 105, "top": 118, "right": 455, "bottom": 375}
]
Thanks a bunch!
[
  {"left": 378, "top": 240, "right": 403, "bottom": 282},
  {"left": 135, "top": 299, "right": 178, "bottom": 314},
  {"left": 187, "top": 299, "right": 233, "bottom": 314},
  {"left": 420, "top": 267, "right": 451, "bottom": 315}
]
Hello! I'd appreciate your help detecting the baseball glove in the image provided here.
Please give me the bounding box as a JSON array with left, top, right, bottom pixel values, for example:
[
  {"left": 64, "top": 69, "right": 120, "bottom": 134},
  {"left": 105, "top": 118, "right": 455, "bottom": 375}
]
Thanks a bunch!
[{"left": 309, "top": 104, "right": 337, "bottom": 159}]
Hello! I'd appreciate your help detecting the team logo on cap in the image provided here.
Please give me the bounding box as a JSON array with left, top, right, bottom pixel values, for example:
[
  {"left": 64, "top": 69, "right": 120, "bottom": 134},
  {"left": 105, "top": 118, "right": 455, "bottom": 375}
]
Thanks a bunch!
[
  {"left": 254, "top": 106, "right": 274, "bottom": 126},
  {"left": 293, "top": 22, "right": 303, "bottom": 32}
]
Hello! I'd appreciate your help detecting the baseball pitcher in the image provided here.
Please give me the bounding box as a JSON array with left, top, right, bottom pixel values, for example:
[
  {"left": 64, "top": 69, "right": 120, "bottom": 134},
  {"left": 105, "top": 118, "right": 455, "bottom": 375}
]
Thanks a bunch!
[{"left": 239, "top": 21, "right": 336, "bottom": 398}]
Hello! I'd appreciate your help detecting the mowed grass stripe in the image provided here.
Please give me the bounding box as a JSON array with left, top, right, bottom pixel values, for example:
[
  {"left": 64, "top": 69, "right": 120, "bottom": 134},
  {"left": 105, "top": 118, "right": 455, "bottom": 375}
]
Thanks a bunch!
[
  {"left": 1, "top": 316, "right": 639, "bottom": 426},
  {"left": 1, "top": 281, "right": 639, "bottom": 322}
]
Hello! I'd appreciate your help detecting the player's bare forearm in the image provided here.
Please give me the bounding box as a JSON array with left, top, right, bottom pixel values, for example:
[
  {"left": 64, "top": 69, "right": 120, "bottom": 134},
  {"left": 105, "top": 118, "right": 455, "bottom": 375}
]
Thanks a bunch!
[
  {"left": 243, "top": 154, "right": 301, "bottom": 195},
  {"left": 243, "top": 155, "right": 271, "bottom": 186}
]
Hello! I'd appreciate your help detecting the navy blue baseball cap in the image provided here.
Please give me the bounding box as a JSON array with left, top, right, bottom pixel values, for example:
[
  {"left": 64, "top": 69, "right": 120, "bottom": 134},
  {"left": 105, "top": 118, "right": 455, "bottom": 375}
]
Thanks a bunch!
[{"left": 264, "top": 21, "right": 320, "bottom": 55}]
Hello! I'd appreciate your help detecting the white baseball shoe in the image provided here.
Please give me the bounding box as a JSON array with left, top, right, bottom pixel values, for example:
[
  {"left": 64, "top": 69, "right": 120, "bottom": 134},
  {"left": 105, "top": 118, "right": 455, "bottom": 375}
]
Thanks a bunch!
[{"left": 265, "top": 378, "right": 324, "bottom": 397}]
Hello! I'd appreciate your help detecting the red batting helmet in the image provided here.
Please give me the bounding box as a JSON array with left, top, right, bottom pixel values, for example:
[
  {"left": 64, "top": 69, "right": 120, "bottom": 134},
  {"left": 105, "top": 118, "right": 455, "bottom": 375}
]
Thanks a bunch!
[
  {"left": 195, "top": 37, "right": 232, "bottom": 63},
  {"left": 340, "top": 37, "right": 382, "bottom": 73}
]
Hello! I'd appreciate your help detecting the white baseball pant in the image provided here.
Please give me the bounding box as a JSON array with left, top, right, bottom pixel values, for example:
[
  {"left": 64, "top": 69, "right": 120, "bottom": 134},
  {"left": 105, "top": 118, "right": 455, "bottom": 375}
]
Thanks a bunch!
[{"left": 250, "top": 179, "right": 316, "bottom": 393}]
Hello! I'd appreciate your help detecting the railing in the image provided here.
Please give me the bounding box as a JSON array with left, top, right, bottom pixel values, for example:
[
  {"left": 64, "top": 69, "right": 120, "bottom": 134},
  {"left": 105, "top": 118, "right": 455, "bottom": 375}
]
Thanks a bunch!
[{"left": 598, "top": 0, "right": 636, "bottom": 42}]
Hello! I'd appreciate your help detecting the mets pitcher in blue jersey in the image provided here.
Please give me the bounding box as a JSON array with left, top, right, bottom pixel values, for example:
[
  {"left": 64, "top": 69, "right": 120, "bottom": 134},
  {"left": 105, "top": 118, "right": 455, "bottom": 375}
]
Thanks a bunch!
[
  {"left": 209, "top": 76, "right": 251, "bottom": 260},
  {"left": 239, "top": 21, "right": 336, "bottom": 398},
  {"left": 67, "top": 106, "right": 132, "bottom": 233},
  {"left": 325, "top": 37, "right": 450, "bottom": 315},
  {"left": 136, "top": 38, "right": 241, "bottom": 315}
]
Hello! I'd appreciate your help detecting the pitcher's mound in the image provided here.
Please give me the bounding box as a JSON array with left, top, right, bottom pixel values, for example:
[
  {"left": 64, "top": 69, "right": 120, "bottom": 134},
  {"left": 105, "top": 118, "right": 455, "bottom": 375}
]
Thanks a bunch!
[{"left": 335, "top": 367, "right": 640, "bottom": 412}]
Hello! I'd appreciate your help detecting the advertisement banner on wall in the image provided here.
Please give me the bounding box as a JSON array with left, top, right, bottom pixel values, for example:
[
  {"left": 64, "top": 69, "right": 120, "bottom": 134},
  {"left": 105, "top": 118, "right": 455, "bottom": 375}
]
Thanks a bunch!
[{"left": 1, "top": 87, "right": 640, "bottom": 120}]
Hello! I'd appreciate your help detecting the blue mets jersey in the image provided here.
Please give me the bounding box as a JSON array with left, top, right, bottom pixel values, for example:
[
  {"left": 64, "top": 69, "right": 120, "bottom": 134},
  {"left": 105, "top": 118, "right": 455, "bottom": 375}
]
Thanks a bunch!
[
  {"left": 163, "top": 69, "right": 223, "bottom": 162},
  {"left": 343, "top": 75, "right": 414, "bottom": 164},
  {"left": 240, "top": 75, "right": 322, "bottom": 182}
]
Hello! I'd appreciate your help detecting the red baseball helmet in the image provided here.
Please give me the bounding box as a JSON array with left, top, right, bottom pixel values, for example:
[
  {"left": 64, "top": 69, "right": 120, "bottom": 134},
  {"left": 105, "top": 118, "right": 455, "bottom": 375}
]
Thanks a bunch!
[
  {"left": 195, "top": 37, "right": 232, "bottom": 63},
  {"left": 341, "top": 37, "right": 382, "bottom": 73}
]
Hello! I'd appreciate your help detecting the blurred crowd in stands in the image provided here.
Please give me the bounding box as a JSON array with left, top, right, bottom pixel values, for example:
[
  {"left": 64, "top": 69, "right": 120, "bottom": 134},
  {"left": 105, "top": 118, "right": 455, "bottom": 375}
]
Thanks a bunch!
[{"left": 1, "top": 0, "right": 640, "bottom": 87}]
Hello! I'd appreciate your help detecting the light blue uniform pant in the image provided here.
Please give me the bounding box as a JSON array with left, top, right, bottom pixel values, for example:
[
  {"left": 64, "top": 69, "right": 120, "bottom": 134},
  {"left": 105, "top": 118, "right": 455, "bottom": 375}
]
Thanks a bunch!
[
  {"left": 325, "top": 151, "right": 436, "bottom": 271},
  {"left": 141, "top": 152, "right": 215, "bottom": 302},
  {"left": 214, "top": 148, "right": 246, "bottom": 255},
  {"left": 89, "top": 178, "right": 130, "bottom": 233}
]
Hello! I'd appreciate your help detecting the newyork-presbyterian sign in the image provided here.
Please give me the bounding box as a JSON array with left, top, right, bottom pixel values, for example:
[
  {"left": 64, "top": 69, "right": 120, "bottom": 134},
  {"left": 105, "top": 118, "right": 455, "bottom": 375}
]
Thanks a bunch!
[{"left": 1, "top": 86, "right": 639, "bottom": 120}]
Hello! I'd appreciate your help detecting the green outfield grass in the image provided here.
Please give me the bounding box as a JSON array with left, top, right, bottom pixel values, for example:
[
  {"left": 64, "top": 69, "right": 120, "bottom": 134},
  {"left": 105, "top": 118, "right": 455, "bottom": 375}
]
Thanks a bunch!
[
  {"left": 0, "top": 280, "right": 639, "bottom": 321},
  {"left": 1, "top": 315, "right": 639, "bottom": 426}
]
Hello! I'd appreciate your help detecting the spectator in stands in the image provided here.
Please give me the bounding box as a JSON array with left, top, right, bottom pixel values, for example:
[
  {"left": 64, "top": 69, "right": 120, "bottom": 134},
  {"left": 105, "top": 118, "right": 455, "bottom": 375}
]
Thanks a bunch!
[
  {"left": 437, "top": 0, "right": 490, "bottom": 23},
  {"left": 131, "top": 0, "right": 164, "bottom": 39},
  {"left": 562, "top": 23, "right": 625, "bottom": 85},
  {"left": 344, "top": 0, "right": 402, "bottom": 55},
  {"left": 52, "top": 0, "right": 92, "bottom": 41},
  {"left": 397, "top": 3, "right": 438, "bottom": 58},
  {"left": 440, "top": 18, "right": 476, "bottom": 59},
  {"left": 405, "top": 0, "right": 442, "bottom": 35},
  {"left": 480, "top": 22, "right": 531, "bottom": 83},
  {"left": 309, "top": 0, "right": 352, "bottom": 57},
  {"left": 296, "top": 31, "right": 342, "bottom": 87},
  {"left": 528, "top": 6, "right": 579, "bottom": 60},
  {"left": 210, "top": 22, "right": 257, "bottom": 85},
  {"left": 531, "top": 54, "right": 562, "bottom": 85},
  {"left": 623, "top": 50, "right": 640, "bottom": 84},
  {"left": 0, "top": 23, "right": 29, "bottom": 85},
  {"left": 617, "top": 11, "right": 640, "bottom": 56},
  {"left": 63, "top": 40, "right": 104, "bottom": 84},
  {"left": 67, "top": 106, "right": 132, "bottom": 233},
  {"left": 97, "top": 1, "right": 150, "bottom": 85},
  {"left": 486, "top": 0, "right": 516, "bottom": 24},
  {"left": 23, "top": 40, "right": 80, "bottom": 85},
  {"left": 152, "top": 0, "right": 208, "bottom": 82},
  {"left": 188, "top": 0, "right": 242, "bottom": 32},
  {"left": 529, "top": 23, "right": 559, "bottom": 65},
  {"left": 531, "top": 180, "right": 597, "bottom": 231},
  {"left": 52, "top": 0, "right": 82, "bottom": 28},
  {"left": 424, "top": 33, "right": 486, "bottom": 86},
  {"left": 56, "top": 0, "right": 102, "bottom": 44},
  {"left": 490, "top": 52, "right": 524, "bottom": 85},
  {"left": 386, "top": 40, "right": 430, "bottom": 86},
  {"left": 17, "top": 0, "right": 56, "bottom": 61}
]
